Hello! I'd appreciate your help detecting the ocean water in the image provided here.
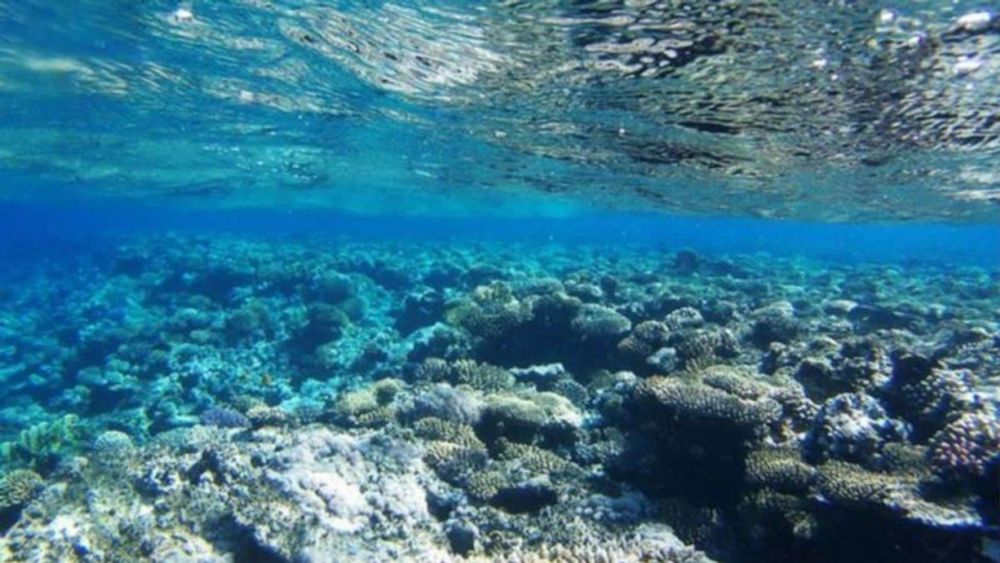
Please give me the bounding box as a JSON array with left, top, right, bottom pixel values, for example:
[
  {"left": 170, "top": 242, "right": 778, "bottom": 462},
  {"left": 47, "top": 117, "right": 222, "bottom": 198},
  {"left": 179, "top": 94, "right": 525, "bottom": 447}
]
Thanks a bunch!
[{"left": 1, "top": 2, "right": 999, "bottom": 562}]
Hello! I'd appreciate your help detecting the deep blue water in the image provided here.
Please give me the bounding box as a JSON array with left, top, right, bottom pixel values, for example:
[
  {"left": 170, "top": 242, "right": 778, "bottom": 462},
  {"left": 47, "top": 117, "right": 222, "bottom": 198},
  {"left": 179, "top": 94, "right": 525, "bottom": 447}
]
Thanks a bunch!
[{"left": 1, "top": 202, "right": 997, "bottom": 269}]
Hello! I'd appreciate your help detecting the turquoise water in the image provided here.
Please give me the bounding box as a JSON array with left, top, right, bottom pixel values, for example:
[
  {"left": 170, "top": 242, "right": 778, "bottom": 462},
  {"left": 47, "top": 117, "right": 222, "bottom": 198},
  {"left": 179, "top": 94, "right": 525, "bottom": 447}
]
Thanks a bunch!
[{"left": 1, "top": 2, "right": 999, "bottom": 562}]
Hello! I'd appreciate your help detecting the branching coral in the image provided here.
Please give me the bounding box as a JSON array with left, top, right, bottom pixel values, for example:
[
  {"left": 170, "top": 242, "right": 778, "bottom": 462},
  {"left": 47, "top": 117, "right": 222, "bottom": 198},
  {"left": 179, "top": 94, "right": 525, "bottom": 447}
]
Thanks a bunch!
[
  {"left": 618, "top": 320, "right": 672, "bottom": 360},
  {"left": 466, "top": 470, "right": 508, "bottom": 503},
  {"left": 413, "top": 417, "right": 484, "bottom": 450},
  {"left": 673, "top": 328, "right": 738, "bottom": 372},
  {"left": 890, "top": 362, "right": 978, "bottom": 438},
  {"left": 92, "top": 430, "right": 137, "bottom": 470},
  {"left": 490, "top": 528, "right": 712, "bottom": 563},
  {"left": 414, "top": 357, "right": 451, "bottom": 383}
]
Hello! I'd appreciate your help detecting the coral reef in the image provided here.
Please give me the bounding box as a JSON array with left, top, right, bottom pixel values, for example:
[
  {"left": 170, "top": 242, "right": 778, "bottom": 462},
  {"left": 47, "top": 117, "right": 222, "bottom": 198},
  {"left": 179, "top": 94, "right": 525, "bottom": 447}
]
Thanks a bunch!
[{"left": 0, "top": 235, "right": 995, "bottom": 562}]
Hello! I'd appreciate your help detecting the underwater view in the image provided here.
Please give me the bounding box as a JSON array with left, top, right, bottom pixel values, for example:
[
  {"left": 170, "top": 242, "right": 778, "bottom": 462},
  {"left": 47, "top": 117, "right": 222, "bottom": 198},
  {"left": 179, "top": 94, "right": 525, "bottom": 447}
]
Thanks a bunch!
[{"left": 1, "top": 1, "right": 999, "bottom": 562}]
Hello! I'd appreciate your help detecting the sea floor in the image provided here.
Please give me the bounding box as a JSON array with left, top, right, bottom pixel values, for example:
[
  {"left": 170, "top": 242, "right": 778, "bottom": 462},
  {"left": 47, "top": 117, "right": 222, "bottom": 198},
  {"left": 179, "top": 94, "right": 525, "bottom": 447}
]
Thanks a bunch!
[{"left": 0, "top": 234, "right": 997, "bottom": 562}]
